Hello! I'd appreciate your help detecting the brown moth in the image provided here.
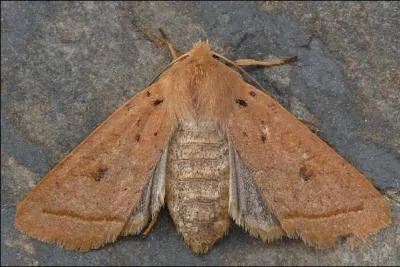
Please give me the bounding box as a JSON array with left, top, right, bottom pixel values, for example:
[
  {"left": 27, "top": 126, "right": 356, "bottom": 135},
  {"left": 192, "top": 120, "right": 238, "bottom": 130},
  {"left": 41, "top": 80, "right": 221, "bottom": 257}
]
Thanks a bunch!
[{"left": 15, "top": 29, "right": 391, "bottom": 254}]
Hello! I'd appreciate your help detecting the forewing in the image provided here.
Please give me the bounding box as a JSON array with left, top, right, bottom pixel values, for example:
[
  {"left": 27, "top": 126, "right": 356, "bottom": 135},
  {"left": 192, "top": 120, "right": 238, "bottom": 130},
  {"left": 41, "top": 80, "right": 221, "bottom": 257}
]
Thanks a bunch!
[
  {"left": 227, "top": 83, "right": 391, "bottom": 248},
  {"left": 15, "top": 83, "right": 175, "bottom": 251}
]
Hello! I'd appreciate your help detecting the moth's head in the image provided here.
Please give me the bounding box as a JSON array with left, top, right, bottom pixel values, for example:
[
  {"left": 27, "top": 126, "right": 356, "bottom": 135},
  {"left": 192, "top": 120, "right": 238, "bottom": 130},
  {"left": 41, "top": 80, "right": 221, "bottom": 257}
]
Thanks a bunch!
[{"left": 188, "top": 41, "right": 213, "bottom": 60}]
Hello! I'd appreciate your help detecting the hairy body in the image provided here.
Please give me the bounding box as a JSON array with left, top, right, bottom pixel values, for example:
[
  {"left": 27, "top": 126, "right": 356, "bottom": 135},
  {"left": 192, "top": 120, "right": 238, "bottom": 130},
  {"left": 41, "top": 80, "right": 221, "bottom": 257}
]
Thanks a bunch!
[{"left": 167, "top": 121, "right": 229, "bottom": 253}]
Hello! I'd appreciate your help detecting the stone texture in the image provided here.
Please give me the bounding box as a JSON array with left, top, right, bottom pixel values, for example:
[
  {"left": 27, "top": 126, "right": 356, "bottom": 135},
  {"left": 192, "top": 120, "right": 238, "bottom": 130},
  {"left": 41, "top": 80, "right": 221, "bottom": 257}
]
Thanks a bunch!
[{"left": 1, "top": 1, "right": 399, "bottom": 265}]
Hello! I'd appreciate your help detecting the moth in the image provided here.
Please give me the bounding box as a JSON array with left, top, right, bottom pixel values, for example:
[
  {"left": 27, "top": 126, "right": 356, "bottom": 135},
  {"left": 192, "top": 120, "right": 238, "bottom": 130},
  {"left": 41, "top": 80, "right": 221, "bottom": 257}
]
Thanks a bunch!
[{"left": 15, "top": 29, "right": 391, "bottom": 254}]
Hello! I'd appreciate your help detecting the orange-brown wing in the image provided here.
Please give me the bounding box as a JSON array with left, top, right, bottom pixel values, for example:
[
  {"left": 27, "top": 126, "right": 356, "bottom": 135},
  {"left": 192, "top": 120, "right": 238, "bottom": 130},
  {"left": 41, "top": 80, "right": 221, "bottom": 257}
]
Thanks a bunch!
[
  {"left": 227, "top": 83, "right": 391, "bottom": 248},
  {"left": 15, "top": 83, "right": 175, "bottom": 251}
]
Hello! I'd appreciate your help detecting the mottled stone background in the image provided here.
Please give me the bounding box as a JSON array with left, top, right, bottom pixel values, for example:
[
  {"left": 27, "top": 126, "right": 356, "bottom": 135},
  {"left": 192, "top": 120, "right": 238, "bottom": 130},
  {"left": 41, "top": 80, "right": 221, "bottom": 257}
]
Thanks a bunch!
[{"left": 1, "top": 1, "right": 399, "bottom": 265}]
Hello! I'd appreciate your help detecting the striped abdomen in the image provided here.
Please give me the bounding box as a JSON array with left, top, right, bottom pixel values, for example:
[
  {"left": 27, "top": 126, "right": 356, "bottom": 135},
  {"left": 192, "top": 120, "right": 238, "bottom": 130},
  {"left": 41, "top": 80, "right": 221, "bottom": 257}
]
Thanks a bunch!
[{"left": 166, "top": 121, "right": 230, "bottom": 253}]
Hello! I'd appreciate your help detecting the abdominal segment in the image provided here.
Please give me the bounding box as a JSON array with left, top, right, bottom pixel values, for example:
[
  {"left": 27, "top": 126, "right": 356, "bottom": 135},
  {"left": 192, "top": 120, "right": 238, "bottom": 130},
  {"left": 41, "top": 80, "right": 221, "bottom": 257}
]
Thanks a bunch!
[{"left": 166, "top": 120, "right": 230, "bottom": 253}]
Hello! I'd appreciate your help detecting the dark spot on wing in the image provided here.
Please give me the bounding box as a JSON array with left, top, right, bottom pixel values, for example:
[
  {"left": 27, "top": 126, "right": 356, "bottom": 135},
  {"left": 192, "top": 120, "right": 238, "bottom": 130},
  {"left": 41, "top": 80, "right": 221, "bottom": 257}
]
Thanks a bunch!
[
  {"left": 243, "top": 131, "right": 248, "bottom": 137},
  {"left": 261, "top": 134, "right": 267, "bottom": 143},
  {"left": 154, "top": 132, "right": 158, "bottom": 136},
  {"left": 235, "top": 99, "right": 248, "bottom": 107},
  {"left": 135, "top": 134, "right": 141, "bottom": 142},
  {"left": 95, "top": 167, "right": 108, "bottom": 181},
  {"left": 299, "top": 167, "right": 311, "bottom": 182},
  {"left": 153, "top": 98, "right": 164, "bottom": 106},
  {"left": 249, "top": 91, "right": 256, "bottom": 97},
  {"left": 136, "top": 119, "right": 141, "bottom": 126}
]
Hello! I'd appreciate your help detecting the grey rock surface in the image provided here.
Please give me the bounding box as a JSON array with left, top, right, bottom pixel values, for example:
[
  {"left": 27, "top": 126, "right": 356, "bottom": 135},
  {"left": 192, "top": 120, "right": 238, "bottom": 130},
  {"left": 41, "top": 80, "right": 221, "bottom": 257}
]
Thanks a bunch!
[{"left": 1, "top": 1, "right": 399, "bottom": 265}]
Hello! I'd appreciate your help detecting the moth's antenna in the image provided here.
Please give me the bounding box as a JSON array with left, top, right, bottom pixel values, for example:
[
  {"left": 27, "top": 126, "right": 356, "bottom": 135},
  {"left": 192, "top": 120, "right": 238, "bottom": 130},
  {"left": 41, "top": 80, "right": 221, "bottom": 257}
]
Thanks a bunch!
[
  {"left": 212, "top": 52, "right": 266, "bottom": 91},
  {"left": 140, "top": 26, "right": 189, "bottom": 85},
  {"left": 158, "top": 28, "right": 182, "bottom": 60},
  {"left": 212, "top": 52, "right": 297, "bottom": 93},
  {"left": 141, "top": 26, "right": 182, "bottom": 60}
]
